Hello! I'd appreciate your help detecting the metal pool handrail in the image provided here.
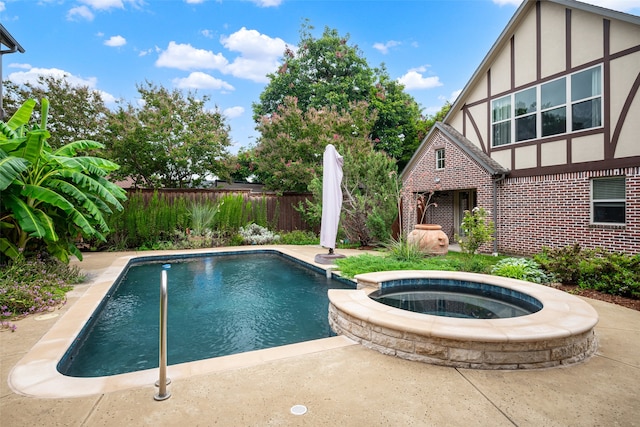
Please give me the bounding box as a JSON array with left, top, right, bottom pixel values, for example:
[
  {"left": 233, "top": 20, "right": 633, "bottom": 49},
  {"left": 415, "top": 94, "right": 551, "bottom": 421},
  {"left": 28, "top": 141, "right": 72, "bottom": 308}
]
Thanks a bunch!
[{"left": 154, "top": 268, "right": 171, "bottom": 401}]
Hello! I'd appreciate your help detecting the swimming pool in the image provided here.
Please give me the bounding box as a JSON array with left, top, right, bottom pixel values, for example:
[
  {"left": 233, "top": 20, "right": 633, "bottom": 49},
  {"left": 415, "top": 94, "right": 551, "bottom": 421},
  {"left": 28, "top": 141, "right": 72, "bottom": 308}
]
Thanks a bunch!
[{"left": 58, "top": 251, "right": 354, "bottom": 377}]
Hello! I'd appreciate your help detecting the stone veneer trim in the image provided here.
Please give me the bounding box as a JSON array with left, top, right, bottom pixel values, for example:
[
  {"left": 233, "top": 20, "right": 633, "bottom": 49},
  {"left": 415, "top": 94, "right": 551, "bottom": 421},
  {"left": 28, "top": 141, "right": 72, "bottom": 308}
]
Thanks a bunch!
[{"left": 328, "top": 270, "right": 599, "bottom": 369}]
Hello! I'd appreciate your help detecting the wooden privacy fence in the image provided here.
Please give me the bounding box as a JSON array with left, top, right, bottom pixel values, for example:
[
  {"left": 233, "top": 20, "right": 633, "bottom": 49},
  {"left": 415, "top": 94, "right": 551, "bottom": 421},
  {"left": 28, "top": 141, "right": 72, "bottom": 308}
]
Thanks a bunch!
[{"left": 126, "top": 188, "right": 315, "bottom": 232}]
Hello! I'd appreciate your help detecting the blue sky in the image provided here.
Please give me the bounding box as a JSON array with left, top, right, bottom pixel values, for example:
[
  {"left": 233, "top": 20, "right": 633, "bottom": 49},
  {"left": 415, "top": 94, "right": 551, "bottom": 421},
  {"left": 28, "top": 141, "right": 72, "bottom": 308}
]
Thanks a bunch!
[{"left": 2, "top": 0, "right": 639, "bottom": 154}]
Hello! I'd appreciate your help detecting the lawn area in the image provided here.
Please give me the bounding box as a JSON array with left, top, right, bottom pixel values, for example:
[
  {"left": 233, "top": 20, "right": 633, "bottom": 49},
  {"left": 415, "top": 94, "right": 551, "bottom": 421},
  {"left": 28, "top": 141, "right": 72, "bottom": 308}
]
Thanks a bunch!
[{"left": 335, "top": 251, "right": 504, "bottom": 279}]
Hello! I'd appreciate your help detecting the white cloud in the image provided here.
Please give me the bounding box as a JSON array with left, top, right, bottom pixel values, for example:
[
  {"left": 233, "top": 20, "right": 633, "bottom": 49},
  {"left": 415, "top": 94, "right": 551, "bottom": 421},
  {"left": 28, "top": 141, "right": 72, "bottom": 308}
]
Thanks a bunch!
[
  {"left": 172, "top": 72, "right": 234, "bottom": 91},
  {"left": 104, "top": 35, "right": 127, "bottom": 47},
  {"left": 220, "top": 27, "right": 289, "bottom": 82},
  {"left": 8, "top": 67, "right": 98, "bottom": 88},
  {"left": 0, "top": 2, "right": 5, "bottom": 12},
  {"left": 492, "top": 0, "right": 522, "bottom": 6},
  {"left": 250, "top": 0, "right": 282, "bottom": 7},
  {"left": 185, "top": 0, "right": 205, "bottom": 4},
  {"left": 221, "top": 27, "right": 287, "bottom": 59},
  {"left": 80, "top": 0, "right": 125, "bottom": 10},
  {"left": 156, "top": 29, "right": 290, "bottom": 83},
  {"left": 8, "top": 63, "right": 32, "bottom": 70},
  {"left": 67, "top": 6, "right": 94, "bottom": 21},
  {"left": 448, "top": 89, "right": 462, "bottom": 103},
  {"left": 372, "top": 40, "right": 400, "bottom": 55},
  {"left": 225, "top": 56, "right": 280, "bottom": 83},
  {"left": 7, "top": 66, "right": 117, "bottom": 105},
  {"left": 398, "top": 66, "right": 443, "bottom": 90},
  {"left": 99, "top": 90, "right": 117, "bottom": 105},
  {"left": 70, "top": 0, "right": 143, "bottom": 19},
  {"left": 201, "top": 29, "right": 214, "bottom": 39},
  {"left": 156, "top": 41, "right": 229, "bottom": 71},
  {"left": 223, "top": 106, "right": 244, "bottom": 119}
]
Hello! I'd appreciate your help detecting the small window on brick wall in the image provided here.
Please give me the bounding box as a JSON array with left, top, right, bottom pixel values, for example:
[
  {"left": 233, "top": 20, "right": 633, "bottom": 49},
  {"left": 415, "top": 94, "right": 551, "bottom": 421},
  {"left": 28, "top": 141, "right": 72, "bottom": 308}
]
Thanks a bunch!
[
  {"left": 591, "top": 176, "right": 625, "bottom": 225},
  {"left": 435, "top": 148, "right": 445, "bottom": 170}
]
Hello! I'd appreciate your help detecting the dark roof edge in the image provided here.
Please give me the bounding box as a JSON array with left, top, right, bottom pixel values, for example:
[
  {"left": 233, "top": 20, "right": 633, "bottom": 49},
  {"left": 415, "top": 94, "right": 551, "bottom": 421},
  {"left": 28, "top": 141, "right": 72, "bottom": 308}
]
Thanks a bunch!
[
  {"left": 436, "top": 123, "right": 510, "bottom": 176},
  {"left": 401, "top": 122, "right": 509, "bottom": 179},
  {"left": 0, "top": 23, "right": 25, "bottom": 53}
]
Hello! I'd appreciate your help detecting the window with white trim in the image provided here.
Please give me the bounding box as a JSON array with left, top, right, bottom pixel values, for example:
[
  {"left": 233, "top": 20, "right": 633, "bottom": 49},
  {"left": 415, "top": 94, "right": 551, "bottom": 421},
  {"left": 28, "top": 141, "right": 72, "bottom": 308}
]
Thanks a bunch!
[
  {"left": 591, "top": 176, "right": 625, "bottom": 225},
  {"left": 491, "top": 65, "right": 602, "bottom": 147},
  {"left": 435, "top": 148, "right": 445, "bottom": 170}
]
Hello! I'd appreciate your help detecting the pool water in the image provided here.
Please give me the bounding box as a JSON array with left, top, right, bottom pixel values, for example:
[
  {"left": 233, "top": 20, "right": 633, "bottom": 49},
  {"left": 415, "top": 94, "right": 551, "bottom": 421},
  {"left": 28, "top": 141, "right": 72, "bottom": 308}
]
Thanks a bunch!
[
  {"left": 58, "top": 252, "right": 353, "bottom": 377},
  {"left": 369, "top": 282, "right": 542, "bottom": 319}
]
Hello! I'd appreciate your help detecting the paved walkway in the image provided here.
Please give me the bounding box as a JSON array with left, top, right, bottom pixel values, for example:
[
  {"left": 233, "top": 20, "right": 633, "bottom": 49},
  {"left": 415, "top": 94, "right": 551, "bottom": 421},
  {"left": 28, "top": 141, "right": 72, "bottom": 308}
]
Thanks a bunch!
[{"left": 1, "top": 247, "right": 639, "bottom": 426}]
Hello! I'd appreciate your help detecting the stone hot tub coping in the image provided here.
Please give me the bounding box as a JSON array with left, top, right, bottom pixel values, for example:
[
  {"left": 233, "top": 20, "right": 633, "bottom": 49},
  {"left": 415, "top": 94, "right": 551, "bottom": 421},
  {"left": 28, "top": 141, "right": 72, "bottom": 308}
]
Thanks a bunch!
[{"left": 328, "top": 270, "right": 599, "bottom": 369}]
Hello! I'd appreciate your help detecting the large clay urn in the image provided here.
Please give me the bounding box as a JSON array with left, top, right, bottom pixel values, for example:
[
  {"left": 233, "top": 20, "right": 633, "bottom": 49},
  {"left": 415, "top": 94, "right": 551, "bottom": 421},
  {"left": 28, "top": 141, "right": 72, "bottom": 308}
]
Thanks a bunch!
[{"left": 407, "top": 224, "right": 449, "bottom": 255}]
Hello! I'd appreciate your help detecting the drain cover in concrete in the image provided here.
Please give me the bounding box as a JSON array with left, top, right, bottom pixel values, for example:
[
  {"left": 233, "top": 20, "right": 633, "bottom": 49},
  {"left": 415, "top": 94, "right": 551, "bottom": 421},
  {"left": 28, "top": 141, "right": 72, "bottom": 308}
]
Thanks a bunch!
[{"left": 290, "top": 405, "right": 307, "bottom": 415}]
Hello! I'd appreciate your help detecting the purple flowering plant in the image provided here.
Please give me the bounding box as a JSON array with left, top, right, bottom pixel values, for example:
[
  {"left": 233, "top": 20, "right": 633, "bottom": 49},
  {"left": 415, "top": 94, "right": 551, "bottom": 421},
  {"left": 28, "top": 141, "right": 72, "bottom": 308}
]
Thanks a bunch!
[{"left": 0, "top": 253, "right": 84, "bottom": 332}]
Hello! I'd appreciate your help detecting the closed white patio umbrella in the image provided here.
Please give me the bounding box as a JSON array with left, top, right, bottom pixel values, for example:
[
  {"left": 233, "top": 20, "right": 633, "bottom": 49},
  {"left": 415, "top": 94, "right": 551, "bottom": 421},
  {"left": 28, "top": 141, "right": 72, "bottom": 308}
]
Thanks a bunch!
[{"left": 316, "top": 144, "right": 346, "bottom": 264}]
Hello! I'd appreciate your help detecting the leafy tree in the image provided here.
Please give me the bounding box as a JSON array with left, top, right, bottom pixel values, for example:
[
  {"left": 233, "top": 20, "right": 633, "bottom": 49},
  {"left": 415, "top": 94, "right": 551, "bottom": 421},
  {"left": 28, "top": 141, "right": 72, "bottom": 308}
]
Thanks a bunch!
[
  {"left": 105, "top": 82, "right": 231, "bottom": 188},
  {"left": 253, "top": 24, "right": 374, "bottom": 119},
  {"left": 3, "top": 76, "right": 110, "bottom": 149},
  {"left": 400, "top": 102, "right": 453, "bottom": 171},
  {"left": 301, "top": 146, "right": 398, "bottom": 247},
  {"left": 0, "top": 98, "right": 127, "bottom": 263},
  {"left": 254, "top": 96, "right": 374, "bottom": 192},
  {"left": 252, "top": 23, "right": 421, "bottom": 164},
  {"left": 225, "top": 148, "right": 259, "bottom": 182},
  {"left": 370, "top": 68, "right": 421, "bottom": 167}
]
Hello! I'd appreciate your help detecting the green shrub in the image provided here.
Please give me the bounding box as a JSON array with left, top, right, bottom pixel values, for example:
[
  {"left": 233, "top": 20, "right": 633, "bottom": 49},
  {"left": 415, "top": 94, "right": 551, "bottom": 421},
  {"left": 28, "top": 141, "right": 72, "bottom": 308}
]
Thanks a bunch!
[
  {"left": 534, "top": 245, "right": 640, "bottom": 298},
  {"left": 456, "top": 207, "right": 495, "bottom": 255},
  {"left": 188, "top": 202, "right": 219, "bottom": 236},
  {"left": 385, "top": 236, "right": 424, "bottom": 263},
  {"left": 106, "top": 191, "right": 190, "bottom": 249},
  {"left": 279, "top": 230, "right": 319, "bottom": 245},
  {"left": 227, "top": 233, "right": 245, "bottom": 246},
  {"left": 491, "top": 257, "right": 552, "bottom": 284},
  {"left": 238, "top": 223, "right": 280, "bottom": 245},
  {"left": 577, "top": 252, "right": 640, "bottom": 298},
  {"left": 534, "top": 244, "right": 585, "bottom": 284},
  {"left": 215, "top": 194, "right": 250, "bottom": 232},
  {"left": 335, "top": 251, "right": 501, "bottom": 279}
]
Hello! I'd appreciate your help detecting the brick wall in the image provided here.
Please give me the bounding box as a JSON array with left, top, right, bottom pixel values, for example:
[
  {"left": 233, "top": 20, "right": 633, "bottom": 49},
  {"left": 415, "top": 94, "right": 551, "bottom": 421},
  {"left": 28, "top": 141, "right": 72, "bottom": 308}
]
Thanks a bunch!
[
  {"left": 496, "top": 167, "right": 640, "bottom": 255},
  {"left": 402, "top": 128, "right": 495, "bottom": 243},
  {"left": 403, "top": 129, "right": 640, "bottom": 256}
]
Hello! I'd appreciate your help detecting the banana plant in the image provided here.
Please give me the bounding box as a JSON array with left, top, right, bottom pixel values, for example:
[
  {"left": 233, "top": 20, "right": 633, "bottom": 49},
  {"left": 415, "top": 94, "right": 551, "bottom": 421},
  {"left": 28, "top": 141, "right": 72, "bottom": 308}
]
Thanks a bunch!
[{"left": 0, "top": 98, "right": 127, "bottom": 262}]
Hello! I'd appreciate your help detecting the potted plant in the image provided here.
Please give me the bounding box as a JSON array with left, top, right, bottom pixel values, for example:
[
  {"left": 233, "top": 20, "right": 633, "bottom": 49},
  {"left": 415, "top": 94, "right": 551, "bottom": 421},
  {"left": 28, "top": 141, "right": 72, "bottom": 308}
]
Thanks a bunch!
[{"left": 407, "top": 190, "right": 449, "bottom": 255}]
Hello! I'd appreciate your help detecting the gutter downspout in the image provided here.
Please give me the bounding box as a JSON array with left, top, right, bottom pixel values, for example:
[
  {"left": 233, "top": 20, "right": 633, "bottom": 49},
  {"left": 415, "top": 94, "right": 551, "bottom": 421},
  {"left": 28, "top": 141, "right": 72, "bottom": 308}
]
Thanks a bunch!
[{"left": 492, "top": 173, "right": 507, "bottom": 256}]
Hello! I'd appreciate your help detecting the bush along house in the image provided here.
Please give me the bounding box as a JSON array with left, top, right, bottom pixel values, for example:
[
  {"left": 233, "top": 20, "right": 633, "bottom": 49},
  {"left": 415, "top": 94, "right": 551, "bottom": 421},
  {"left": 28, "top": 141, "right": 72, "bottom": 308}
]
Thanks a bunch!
[{"left": 401, "top": 0, "right": 640, "bottom": 256}]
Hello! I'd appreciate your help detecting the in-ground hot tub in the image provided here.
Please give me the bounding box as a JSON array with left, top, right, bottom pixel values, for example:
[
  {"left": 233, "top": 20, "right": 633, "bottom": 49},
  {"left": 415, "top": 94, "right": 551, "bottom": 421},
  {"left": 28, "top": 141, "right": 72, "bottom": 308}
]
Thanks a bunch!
[{"left": 328, "top": 270, "right": 599, "bottom": 369}]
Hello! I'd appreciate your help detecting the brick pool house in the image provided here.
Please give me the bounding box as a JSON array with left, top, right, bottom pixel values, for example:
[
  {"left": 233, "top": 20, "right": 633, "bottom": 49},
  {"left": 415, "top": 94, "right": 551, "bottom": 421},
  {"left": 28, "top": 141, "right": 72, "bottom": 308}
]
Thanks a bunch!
[{"left": 400, "top": 0, "right": 640, "bottom": 256}]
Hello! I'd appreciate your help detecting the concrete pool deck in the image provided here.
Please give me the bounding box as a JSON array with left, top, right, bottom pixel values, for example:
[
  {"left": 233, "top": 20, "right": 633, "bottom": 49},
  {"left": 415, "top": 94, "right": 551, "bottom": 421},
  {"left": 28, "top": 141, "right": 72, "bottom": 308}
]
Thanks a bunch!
[{"left": 2, "top": 245, "right": 640, "bottom": 426}]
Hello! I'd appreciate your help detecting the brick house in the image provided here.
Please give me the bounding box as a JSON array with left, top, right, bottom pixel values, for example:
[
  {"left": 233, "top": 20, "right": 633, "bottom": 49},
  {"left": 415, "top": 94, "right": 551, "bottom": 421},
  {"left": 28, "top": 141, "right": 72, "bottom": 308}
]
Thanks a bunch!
[{"left": 400, "top": 0, "right": 640, "bottom": 256}]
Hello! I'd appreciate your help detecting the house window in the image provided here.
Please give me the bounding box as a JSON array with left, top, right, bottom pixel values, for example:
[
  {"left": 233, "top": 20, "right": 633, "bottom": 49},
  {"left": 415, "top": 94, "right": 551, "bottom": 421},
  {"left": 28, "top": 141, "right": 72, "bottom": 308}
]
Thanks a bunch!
[
  {"left": 591, "top": 177, "right": 625, "bottom": 224},
  {"left": 541, "top": 78, "right": 566, "bottom": 137},
  {"left": 515, "top": 87, "right": 537, "bottom": 142},
  {"left": 491, "top": 65, "right": 602, "bottom": 146},
  {"left": 492, "top": 95, "right": 511, "bottom": 146},
  {"left": 571, "top": 67, "right": 602, "bottom": 131},
  {"left": 435, "top": 148, "right": 445, "bottom": 170}
]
